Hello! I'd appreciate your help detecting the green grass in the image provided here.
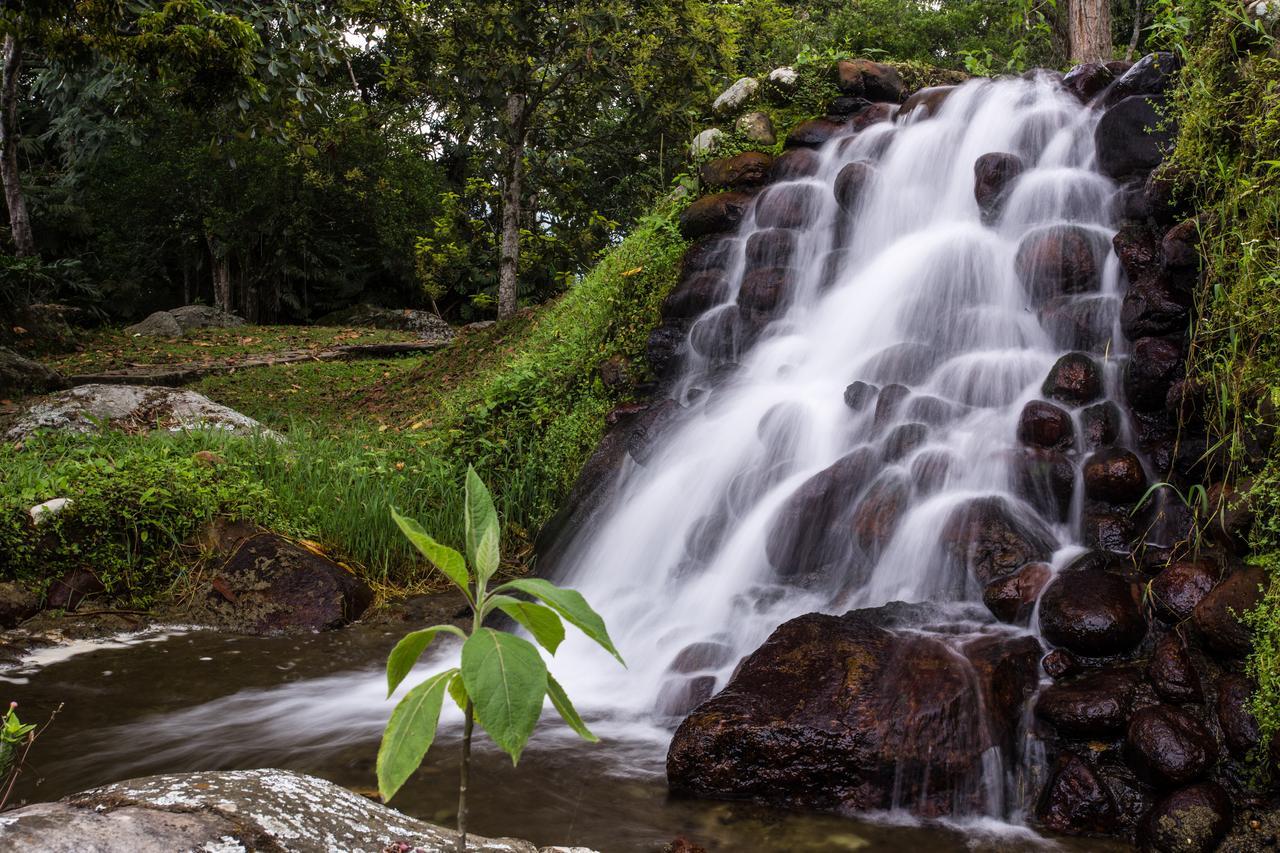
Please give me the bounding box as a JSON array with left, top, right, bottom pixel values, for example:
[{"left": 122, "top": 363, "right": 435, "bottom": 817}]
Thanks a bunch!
[{"left": 47, "top": 324, "right": 419, "bottom": 374}]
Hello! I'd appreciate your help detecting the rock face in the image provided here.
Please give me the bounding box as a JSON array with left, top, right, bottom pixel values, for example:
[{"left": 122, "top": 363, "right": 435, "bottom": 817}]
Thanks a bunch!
[
  {"left": 1095, "top": 95, "right": 1175, "bottom": 181},
  {"left": 6, "top": 384, "right": 273, "bottom": 441},
  {"left": 973, "top": 152, "right": 1025, "bottom": 221},
  {"left": 0, "top": 346, "right": 70, "bottom": 399},
  {"left": 125, "top": 305, "right": 246, "bottom": 338},
  {"left": 197, "top": 532, "right": 374, "bottom": 633},
  {"left": 314, "top": 303, "right": 454, "bottom": 343},
  {"left": 667, "top": 604, "right": 1039, "bottom": 817},
  {"left": 940, "top": 496, "right": 1057, "bottom": 586},
  {"left": 0, "top": 769, "right": 541, "bottom": 853}
]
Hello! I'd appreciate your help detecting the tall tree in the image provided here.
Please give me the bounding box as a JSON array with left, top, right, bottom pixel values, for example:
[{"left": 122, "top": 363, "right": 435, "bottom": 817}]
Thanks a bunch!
[{"left": 1068, "top": 0, "right": 1112, "bottom": 63}]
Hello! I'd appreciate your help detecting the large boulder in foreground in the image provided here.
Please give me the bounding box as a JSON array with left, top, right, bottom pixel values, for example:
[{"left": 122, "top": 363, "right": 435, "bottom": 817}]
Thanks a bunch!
[
  {"left": 5, "top": 383, "right": 273, "bottom": 441},
  {"left": 196, "top": 532, "right": 374, "bottom": 633},
  {"left": 667, "top": 603, "right": 1040, "bottom": 817},
  {"left": 0, "top": 345, "right": 69, "bottom": 398},
  {"left": 0, "top": 768, "right": 542, "bottom": 853}
]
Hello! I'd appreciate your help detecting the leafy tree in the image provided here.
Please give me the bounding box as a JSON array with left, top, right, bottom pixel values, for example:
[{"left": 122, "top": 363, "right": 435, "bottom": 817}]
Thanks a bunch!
[{"left": 379, "top": 467, "right": 623, "bottom": 851}]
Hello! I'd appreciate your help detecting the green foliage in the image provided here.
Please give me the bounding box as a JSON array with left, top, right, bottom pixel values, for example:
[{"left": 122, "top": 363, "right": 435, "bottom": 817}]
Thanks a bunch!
[{"left": 376, "top": 468, "right": 621, "bottom": 819}]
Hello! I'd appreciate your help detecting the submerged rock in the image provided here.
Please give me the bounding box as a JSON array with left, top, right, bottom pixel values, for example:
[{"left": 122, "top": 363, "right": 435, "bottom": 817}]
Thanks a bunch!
[
  {"left": 0, "top": 768, "right": 541, "bottom": 853},
  {"left": 1016, "top": 226, "right": 1100, "bottom": 301},
  {"left": 1042, "top": 352, "right": 1103, "bottom": 406},
  {"left": 667, "top": 604, "right": 1039, "bottom": 817},
  {"left": 973, "top": 152, "right": 1025, "bottom": 221},
  {"left": 940, "top": 496, "right": 1057, "bottom": 586}
]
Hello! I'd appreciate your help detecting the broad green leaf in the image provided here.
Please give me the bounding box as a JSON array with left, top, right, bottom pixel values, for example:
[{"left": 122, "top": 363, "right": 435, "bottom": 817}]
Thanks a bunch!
[
  {"left": 475, "top": 522, "right": 501, "bottom": 583},
  {"left": 385, "top": 624, "right": 466, "bottom": 697},
  {"left": 448, "top": 670, "right": 470, "bottom": 714},
  {"left": 376, "top": 668, "right": 456, "bottom": 802},
  {"left": 460, "top": 628, "right": 547, "bottom": 764},
  {"left": 497, "top": 578, "right": 625, "bottom": 665},
  {"left": 464, "top": 466, "right": 500, "bottom": 579},
  {"left": 391, "top": 507, "right": 470, "bottom": 594},
  {"left": 488, "top": 595, "right": 565, "bottom": 655},
  {"left": 546, "top": 672, "right": 597, "bottom": 742}
]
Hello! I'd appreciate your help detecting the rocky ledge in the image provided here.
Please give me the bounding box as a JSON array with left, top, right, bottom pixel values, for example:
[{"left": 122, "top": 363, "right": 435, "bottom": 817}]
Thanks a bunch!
[{"left": 0, "top": 768, "right": 592, "bottom": 853}]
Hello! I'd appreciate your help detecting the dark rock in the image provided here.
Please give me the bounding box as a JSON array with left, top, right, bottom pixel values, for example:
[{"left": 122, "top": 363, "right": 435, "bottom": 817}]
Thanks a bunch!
[
  {"left": 983, "top": 562, "right": 1051, "bottom": 625},
  {"left": 1192, "top": 565, "right": 1265, "bottom": 656},
  {"left": 1016, "top": 226, "right": 1101, "bottom": 301},
  {"left": 911, "top": 449, "right": 955, "bottom": 494},
  {"left": 1096, "top": 95, "right": 1175, "bottom": 181},
  {"left": 764, "top": 447, "right": 878, "bottom": 576},
  {"left": 1106, "top": 52, "right": 1180, "bottom": 106},
  {"left": 1081, "top": 402, "right": 1122, "bottom": 449},
  {"left": 940, "top": 496, "right": 1057, "bottom": 586},
  {"left": 202, "top": 532, "right": 374, "bottom": 633},
  {"left": 1126, "top": 336, "right": 1185, "bottom": 411},
  {"left": 1126, "top": 704, "right": 1216, "bottom": 787},
  {"left": 850, "top": 473, "right": 910, "bottom": 558},
  {"left": 46, "top": 567, "right": 106, "bottom": 611},
  {"left": 738, "top": 266, "right": 793, "bottom": 314},
  {"left": 1042, "top": 648, "right": 1081, "bottom": 680},
  {"left": 597, "top": 355, "right": 632, "bottom": 392},
  {"left": 832, "top": 59, "right": 906, "bottom": 102},
  {"left": 1215, "top": 673, "right": 1261, "bottom": 759},
  {"left": 1062, "top": 62, "right": 1114, "bottom": 102},
  {"left": 681, "top": 236, "right": 736, "bottom": 276},
  {"left": 1017, "top": 400, "right": 1074, "bottom": 451},
  {"left": 1041, "top": 295, "right": 1116, "bottom": 352},
  {"left": 785, "top": 117, "right": 850, "bottom": 149},
  {"left": 670, "top": 641, "right": 735, "bottom": 674},
  {"left": 1083, "top": 504, "right": 1137, "bottom": 555},
  {"left": 1083, "top": 447, "right": 1148, "bottom": 504},
  {"left": 1105, "top": 60, "right": 1135, "bottom": 76},
  {"left": 863, "top": 341, "right": 942, "bottom": 385},
  {"left": 0, "top": 582, "right": 39, "bottom": 628},
  {"left": 1161, "top": 219, "right": 1200, "bottom": 270},
  {"left": 1121, "top": 275, "right": 1192, "bottom": 341},
  {"left": 843, "top": 380, "right": 877, "bottom": 411},
  {"left": 1148, "top": 634, "right": 1202, "bottom": 704},
  {"left": 623, "top": 398, "right": 682, "bottom": 465},
  {"left": 1009, "top": 447, "right": 1075, "bottom": 523},
  {"left": 974, "top": 152, "right": 1025, "bottom": 222},
  {"left": 834, "top": 161, "right": 876, "bottom": 213},
  {"left": 662, "top": 272, "right": 729, "bottom": 320},
  {"left": 1139, "top": 782, "right": 1231, "bottom": 853},
  {"left": 882, "top": 423, "right": 928, "bottom": 463},
  {"left": 1098, "top": 763, "right": 1157, "bottom": 836},
  {"left": 827, "top": 95, "right": 871, "bottom": 117},
  {"left": 1036, "top": 666, "right": 1141, "bottom": 736},
  {"left": 745, "top": 228, "right": 797, "bottom": 268},
  {"left": 1037, "top": 752, "right": 1118, "bottom": 835},
  {"left": 1042, "top": 352, "right": 1103, "bottom": 406},
  {"left": 656, "top": 675, "right": 718, "bottom": 718},
  {"left": 699, "top": 152, "right": 773, "bottom": 189},
  {"left": 666, "top": 605, "right": 1039, "bottom": 816},
  {"left": 1114, "top": 223, "right": 1164, "bottom": 281},
  {"left": 679, "top": 191, "right": 754, "bottom": 240},
  {"left": 754, "top": 183, "right": 821, "bottom": 229},
  {"left": 1205, "top": 481, "right": 1254, "bottom": 553},
  {"left": 647, "top": 323, "right": 686, "bottom": 378},
  {"left": 1039, "top": 568, "right": 1145, "bottom": 656},
  {"left": 899, "top": 86, "right": 955, "bottom": 120},
  {"left": 873, "top": 383, "right": 911, "bottom": 429},
  {"left": 0, "top": 346, "right": 70, "bottom": 398},
  {"left": 1149, "top": 559, "right": 1219, "bottom": 623},
  {"left": 768, "top": 148, "right": 822, "bottom": 181}
]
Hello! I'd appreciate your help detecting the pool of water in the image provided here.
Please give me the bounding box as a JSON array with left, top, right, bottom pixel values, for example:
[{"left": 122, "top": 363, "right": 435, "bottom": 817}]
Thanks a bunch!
[{"left": 3, "top": 625, "right": 1128, "bottom": 851}]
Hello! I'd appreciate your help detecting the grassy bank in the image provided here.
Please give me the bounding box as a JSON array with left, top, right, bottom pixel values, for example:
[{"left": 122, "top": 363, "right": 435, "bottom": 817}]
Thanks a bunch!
[{"left": 1, "top": 203, "right": 687, "bottom": 603}]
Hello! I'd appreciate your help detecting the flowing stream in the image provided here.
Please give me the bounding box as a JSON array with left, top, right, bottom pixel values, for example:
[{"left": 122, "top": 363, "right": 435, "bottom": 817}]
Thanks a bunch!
[{"left": 13, "top": 75, "right": 1139, "bottom": 850}]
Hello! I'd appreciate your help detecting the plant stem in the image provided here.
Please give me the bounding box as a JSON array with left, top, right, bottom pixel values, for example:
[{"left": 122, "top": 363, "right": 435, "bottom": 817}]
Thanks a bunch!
[{"left": 457, "top": 700, "right": 473, "bottom": 853}]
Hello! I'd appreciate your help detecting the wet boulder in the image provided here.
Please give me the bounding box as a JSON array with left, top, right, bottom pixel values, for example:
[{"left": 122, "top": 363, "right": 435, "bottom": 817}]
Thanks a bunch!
[
  {"left": 1095, "top": 95, "right": 1175, "bottom": 181},
  {"left": 745, "top": 228, "right": 797, "bottom": 269},
  {"left": 662, "top": 272, "right": 729, "bottom": 320},
  {"left": 679, "top": 191, "right": 754, "bottom": 240},
  {"left": 681, "top": 236, "right": 736, "bottom": 276},
  {"left": 1105, "top": 52, "right": 1180, "bottom": 106},
  {"left": 973, "top": 152, "right": 1025, "bottom": 221},
  {"left": 940, "top": 496, "right": 1057, "bottom": 586},
  {"left": 738, "top": 266, "right": 792, "bottom": 314},
  {"left": 666, "top": 605, "right": 1040, "bottom": 817},
  {"left": 1016, "top": 226, "right": 1101, "bottom": 301},
  {"left": 1062, "top": 62, "right": 1114, "bottom": 102},
  {"left": 656, "top": 674, "right": 718, "bottom": 718},
  {"left": 899, "top": 85, "right": 955, "bottom": 120},
  {"left": 832, "top": 59, "right": 906, "bottom": 102},
  {"left": 199, "top": 532, "right": 374, "bottom": 633},
  {"left": 911, "top": 449, "right": 956, "bottom": 495},
  {"left": 699, "top": 152, "right": 774, "bottom": 190},
  {"left": 1120, "top": 276, "right": 1192, "bottom": 341},
  {"left": 1215, "top": 673, "right": 1261, "bottom": 759},
  {"left": 737, "top": 111, "right": 777, "bottom": 145},
  {"left": 1037, "top": 752, "right": 1118, "bottom": 836},
  {"left": 784, "top": 117, "right": 850, "bottom": 149},
  {"left": 1083, "top": 447, "right": 1148, "bottom": 504},
  {"left": 834, "top": 161, "right": 876, "bottom": 213},
  {"left": 850, "top": 472, "right": 911, "bottom": 558},
  {"left": 1035, "top": 666, "right": 1141, "bottom": 736},
  {"left": 646, "top": 323, "right": 686, "bottom": 378},
  {"left": 1017, "top": 400, "right": 1074, "bottom": 451},
  {"left": 873, "top": 383, "right": 911, "bottom": 429},
  {"left": 1192, "top": 565, "right": 1266, "bottom": 656},
  {"left": 1082, "top": 504, "right": 1137, "bottom": 555},
  {"left": 1149, "top": 559, "right": 1219, "bottom": 623},
  {"left": 1009, "top": 447, "right": 1074, "bottom": 523},
  {"left": 843, "top": 380, "right": 878, "bottom": 411},
  {"left": 764, "top": 448, "right": 878, "bottom": 577},
  {"left": 881, "top": 423, "right": 928, "bottom": 463},
  {"left": 982, "top": 562, "right": 1051, "bottom": 625},
  {"left": 1114, "top": 222, "right": 1163, "bottom": 280},
  {"left": 1125, "top": 336, "right": 1185, "bottom": 411},
  {"left": 669, "top": 641, "right": 736, "bottom": 674},
  {"left": 769, "top": 148, "right": 822, "bottom": 181},
  {"left": 1041, "top": 295, "right": 1115, "bottom": 352},
  {"left": 1042, "top": 352, "right": 1103, "bottom": 406},
  {"left": 1039, "top": 568, "right": 1145, "bottom": 656},
  {"left": 1139, "top": 782, "right": 1231, "bottom": 853},
  {"left": 754, "top": 183, "right": 822, "bottom": 230},
  {"left": 1042, "top": 648, "right": 1082, "bottom": 680},
  {"left": 1161, "top": 218, "right": 1201, "bottom": 271},
  {"left": 1125, "top": 704, "right": 1217, "bottom": 787},
  {"left": 1148, "top": 634, "right": 1202, "bottom": 704},
  {"left": 862, "top": 341, "right": 942, "bottom": 385},
  {"left": 1081, "top": 401, "right": 1122, "bottom": 449}
]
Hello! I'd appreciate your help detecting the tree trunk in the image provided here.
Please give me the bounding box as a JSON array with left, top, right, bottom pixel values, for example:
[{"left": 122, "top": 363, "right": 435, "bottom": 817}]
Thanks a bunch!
[
  {"left": 497, "top": 92, "right": 526, "bottom": 320},
  {"left": 1, "top": 34, "right": 34, "bottom": 258},
  {"left": 1126, "top": 0, "right": 1144, "bottom": 61},
  {"left": 1068, "top": 0, "right": 1113, "bottom": 64},
  {"left": 208, "top": 235, "right": 233, "bottom": 313}
]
